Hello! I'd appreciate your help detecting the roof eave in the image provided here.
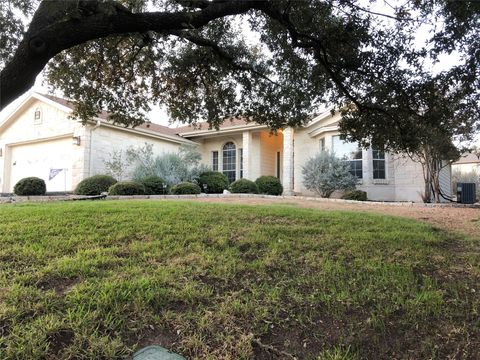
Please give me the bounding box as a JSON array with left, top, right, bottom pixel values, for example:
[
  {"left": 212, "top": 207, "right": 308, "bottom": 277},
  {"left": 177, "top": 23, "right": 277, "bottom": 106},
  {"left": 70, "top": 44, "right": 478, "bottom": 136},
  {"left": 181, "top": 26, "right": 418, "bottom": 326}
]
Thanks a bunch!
[{"left": 179, "top": 123, "right": 268, "bottom": 137}]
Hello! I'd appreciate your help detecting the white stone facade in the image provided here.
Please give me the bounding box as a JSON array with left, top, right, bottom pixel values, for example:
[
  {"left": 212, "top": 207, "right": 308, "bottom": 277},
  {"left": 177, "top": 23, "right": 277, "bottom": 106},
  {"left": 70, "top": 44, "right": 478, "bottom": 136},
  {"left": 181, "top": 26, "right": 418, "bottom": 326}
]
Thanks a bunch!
[{"left": 0, "top": 93, "right": 450, "bottom": 201}]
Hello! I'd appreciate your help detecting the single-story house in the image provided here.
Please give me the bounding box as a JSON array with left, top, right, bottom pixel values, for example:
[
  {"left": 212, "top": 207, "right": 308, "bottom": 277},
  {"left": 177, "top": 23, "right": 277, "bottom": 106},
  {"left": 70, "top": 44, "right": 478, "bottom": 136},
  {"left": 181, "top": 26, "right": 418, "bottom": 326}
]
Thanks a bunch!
[
  {"left": 0, "top": 92, "right": 451, "bottom": 201},
  {"left": 452, "top": 152, "right": 480, "bottom": 176}
]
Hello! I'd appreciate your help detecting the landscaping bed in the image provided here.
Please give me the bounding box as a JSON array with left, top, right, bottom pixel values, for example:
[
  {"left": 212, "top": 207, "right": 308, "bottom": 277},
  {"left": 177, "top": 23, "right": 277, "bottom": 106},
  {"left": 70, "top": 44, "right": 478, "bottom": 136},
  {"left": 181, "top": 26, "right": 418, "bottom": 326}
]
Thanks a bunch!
[{"left": 0, "top": 200, "right": 478, "bottom": 359}]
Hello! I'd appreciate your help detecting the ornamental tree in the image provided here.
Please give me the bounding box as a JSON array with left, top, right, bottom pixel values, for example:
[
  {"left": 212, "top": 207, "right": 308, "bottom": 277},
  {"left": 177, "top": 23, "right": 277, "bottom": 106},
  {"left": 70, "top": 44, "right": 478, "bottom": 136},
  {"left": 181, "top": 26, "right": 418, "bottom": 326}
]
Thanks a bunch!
[{"left": 1, "top": 0, "right": 479, "bottom": 159}]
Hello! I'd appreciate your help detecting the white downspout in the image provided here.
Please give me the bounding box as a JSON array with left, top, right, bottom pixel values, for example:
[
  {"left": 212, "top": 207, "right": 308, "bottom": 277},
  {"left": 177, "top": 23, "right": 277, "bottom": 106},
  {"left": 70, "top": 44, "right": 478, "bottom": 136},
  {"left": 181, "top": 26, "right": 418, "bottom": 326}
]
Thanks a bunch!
[{"left": 88, "top": 119, "right": 101, "bottom": 177}]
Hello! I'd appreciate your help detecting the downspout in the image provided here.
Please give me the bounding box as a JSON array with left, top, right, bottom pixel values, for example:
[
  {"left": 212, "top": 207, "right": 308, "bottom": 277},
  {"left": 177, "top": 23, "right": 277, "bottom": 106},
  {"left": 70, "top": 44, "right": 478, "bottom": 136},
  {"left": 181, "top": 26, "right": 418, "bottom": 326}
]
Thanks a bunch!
[{"left": 88, "top": 119, "right": 101, "bottom": 177}]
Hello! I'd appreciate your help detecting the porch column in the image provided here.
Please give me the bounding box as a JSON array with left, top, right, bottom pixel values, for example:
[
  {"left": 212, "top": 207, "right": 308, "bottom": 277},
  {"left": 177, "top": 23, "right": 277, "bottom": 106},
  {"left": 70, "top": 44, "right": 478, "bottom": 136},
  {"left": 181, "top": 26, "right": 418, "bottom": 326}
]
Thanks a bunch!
[
  {"left": 282, "top": 127, "right": 294, "bottom": 195},
  {"left": 242, "top": 131, "right": 252, "bottom": 179}
]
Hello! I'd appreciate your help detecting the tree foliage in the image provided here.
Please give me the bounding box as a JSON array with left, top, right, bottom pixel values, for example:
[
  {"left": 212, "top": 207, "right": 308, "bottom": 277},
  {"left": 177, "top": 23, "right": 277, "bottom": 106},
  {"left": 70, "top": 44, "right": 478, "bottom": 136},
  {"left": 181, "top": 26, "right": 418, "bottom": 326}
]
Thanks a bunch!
[{"left": 1, "top": 0, "right": 479, "bottom": 155}]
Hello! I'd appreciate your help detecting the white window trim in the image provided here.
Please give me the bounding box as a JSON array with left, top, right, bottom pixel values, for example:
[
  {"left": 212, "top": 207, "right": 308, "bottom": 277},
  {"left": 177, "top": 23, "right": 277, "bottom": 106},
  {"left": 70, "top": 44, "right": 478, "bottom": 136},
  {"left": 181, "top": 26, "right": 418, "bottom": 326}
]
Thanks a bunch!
[
  {"left": 220, "top": 140, "right": 238, "bottom": 182},
  {"left": 371, "top": 148, "right": 388, "bottom": 183},
  {"left": 211, "top": 150, "right": 219, "bottom": 171}
]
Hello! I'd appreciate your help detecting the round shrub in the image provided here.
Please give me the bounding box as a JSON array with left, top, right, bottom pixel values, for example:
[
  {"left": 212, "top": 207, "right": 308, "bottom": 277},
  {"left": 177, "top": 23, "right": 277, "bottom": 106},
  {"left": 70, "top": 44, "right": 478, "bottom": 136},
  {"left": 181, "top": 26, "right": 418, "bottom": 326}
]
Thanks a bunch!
[
  {"left": 108, "top": 181, "right": 145, "bottom": 195},
  {"left": 141, "top": 175, "right": 167, "bottom": 195},
  {"left": 74, "top": 175, "right": 117, "bottom": 195},
  {"left": 341, "top": 190, "right": 367, "bottom": 201},
  {"left": 230, "top": 179, "right": 258, "bottom": 194},
  {"left": 14, "top": 177, "right": 46, "bottom": 196},
  {"left": 170, "top": 182, "right": 201, "bottom": 195},
  {"left": 255, "top": 176, "right": 283, "bottom": 195},
  {"left": 197, "top": 171, "right": 229, "bottom": 193}
]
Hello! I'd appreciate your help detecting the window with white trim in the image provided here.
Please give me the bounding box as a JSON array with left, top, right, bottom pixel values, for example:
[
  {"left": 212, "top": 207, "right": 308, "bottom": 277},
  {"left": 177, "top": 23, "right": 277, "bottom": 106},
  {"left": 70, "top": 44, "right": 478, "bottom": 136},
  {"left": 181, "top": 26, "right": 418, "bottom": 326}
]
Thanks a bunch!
[
  {"left": 320, "top": 138, "right": 325, "bottom": 152},
  {"left": 239, "top": 148, "right": 243, "bottom": 179},
  {"left": 222, "top": 142, "right": 236, "bottom": 183},
  {"left": 372, "top": 149, "right": 386, "bottom": 179},
  {"left": 332, "top": 135, "right": 363, "bottom": 179},
  {"left": 212, "top": 151, "right": 218, "bottom": 171}
]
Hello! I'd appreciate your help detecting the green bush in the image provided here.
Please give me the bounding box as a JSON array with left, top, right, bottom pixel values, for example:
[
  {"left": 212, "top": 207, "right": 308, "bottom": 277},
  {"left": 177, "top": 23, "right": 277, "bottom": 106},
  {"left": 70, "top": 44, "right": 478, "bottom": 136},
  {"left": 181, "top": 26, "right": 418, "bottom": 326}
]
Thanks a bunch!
[
  {"left": 13, "top": 177, "right": 46, "bottom": 196},
  {"left": 74, "top": 175, "right": 117, "bottom": 195},
  {"left": 108, "top": 181, "right": 145, "bottom": 195},
  {"left": 197, "top": 171, "right": 229, "bottom": 193},
  {"left": 230, "top": 179, "right": 259, "bottom": 194},
  {"left": 141, "top": 175, "right": 167, "bottom": 195},
  {"left": 255, "top": 176, "right": 283, "bottom": 195},
  {"left": 170, "top": 182, "right": 201, "bottom": 195},
  {"left": 341, "top": 190, "right": 367, "bottom": 201}
]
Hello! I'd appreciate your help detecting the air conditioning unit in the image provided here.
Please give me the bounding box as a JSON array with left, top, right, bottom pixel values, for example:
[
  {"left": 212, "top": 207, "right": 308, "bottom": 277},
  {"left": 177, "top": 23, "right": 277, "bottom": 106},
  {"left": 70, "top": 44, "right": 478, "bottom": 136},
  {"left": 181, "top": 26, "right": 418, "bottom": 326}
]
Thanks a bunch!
[{"left": 457, "top": 183, "right": 477, "bottom": 204}]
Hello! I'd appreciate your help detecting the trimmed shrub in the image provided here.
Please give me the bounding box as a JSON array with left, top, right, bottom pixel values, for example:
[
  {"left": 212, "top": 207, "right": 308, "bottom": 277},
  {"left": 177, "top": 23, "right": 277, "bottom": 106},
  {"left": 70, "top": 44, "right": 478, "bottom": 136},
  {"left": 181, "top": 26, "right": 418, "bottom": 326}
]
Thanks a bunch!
[
  {"left": 108, "top": 181, "right": 145, "bottom": 195},
  {"left": 170, "top": 182, "right": 201, "bottom": 195},
  {"left": 14, "top": 177, "right": 46, "bottom": 196},
  {"left": 197, "top": 171, "right": 229, "bottom": 193},
  {"left": 74, "top": 175, "right": 117, "bottom": 195},
  {"left": 255, "top": 176, "right": 283, "bottom": 195},
  {"left": 341, "top": 190, "right": 367, "bottom": 201},
  {"left": 141, "top": 175, "right": 167, "bottom": 195},
  {"left": 230, "top": 179, "right": 258, "bottom": 194}
]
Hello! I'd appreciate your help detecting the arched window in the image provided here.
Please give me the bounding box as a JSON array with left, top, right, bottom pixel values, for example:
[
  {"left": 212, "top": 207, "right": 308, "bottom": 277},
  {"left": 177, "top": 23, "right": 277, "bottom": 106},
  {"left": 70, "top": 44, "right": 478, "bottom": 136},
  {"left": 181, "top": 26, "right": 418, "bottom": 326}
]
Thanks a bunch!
[{"left": 222, "top": 142, "right": 236, "bottom": 183}]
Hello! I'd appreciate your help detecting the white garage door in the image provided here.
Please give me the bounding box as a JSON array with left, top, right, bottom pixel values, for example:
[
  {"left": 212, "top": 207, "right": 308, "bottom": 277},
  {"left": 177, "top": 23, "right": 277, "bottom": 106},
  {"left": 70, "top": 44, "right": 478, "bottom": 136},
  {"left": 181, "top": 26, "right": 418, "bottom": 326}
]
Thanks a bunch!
[{"left": 10, "top": 138, "right": 73, "bottom": 192}]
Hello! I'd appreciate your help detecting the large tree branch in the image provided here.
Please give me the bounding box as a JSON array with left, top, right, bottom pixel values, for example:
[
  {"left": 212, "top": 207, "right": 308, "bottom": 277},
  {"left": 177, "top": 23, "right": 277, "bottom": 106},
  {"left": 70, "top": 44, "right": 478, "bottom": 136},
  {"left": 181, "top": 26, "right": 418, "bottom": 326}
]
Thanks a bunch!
[
  {"left": 170, "top": 30, "right": 281, "bottom": 86},
  {"left": 0, "top": 0, "right": 268, "bottom": 110}
]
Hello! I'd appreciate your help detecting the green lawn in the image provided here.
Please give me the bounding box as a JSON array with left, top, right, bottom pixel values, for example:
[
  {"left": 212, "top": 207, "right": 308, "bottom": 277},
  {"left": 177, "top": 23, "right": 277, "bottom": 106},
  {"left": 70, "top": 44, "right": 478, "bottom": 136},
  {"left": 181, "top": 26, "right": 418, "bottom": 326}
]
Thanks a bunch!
[{"left": 0, "top": 201, "right": 478, "bottom": 359}]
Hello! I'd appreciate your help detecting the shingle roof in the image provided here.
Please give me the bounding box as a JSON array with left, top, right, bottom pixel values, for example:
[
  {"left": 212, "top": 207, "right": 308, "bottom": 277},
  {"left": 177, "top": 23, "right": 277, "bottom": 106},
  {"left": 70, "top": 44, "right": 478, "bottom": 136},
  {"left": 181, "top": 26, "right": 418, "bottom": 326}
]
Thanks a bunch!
[
  {"left": 40, "top": 93, "right": 254, "bottom": 137},
  {"left": 455, "top": 152, "right": 480, "bottom": 165},
  {"left": 40, "top": 93, "right": 181, "bottom": 138}
]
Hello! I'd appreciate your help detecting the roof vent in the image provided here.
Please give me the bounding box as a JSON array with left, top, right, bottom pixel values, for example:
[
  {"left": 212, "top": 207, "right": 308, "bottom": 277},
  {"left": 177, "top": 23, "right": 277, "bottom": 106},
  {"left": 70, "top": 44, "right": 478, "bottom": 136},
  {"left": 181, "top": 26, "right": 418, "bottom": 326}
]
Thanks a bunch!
[{"left": 34, "top": 107, "right": 42, "bottom": 124}]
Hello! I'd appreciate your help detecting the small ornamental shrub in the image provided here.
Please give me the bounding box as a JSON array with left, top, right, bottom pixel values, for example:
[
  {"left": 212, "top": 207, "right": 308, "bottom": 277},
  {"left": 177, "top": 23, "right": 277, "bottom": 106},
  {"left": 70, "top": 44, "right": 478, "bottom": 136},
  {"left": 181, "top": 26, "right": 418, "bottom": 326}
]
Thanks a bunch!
[
  {"left": 14, "top": 177, "right": 46, "bottom": 196},
  {"left": 341, "top": 190, "right": 367, "bottom": 201},
  {"left": 74, "top": 175, "right": 117, "bottom": 195},
  {"left": 255, "top": 176, "right": 283, "bottom": 195},
  {"left": 131, "top": 144, "right": 209, "bottom": 185},
  {"left": 230, "top": 179, "right": 259, "bottom": 194},
  {"left": 197, "top": 171, "right": 229, "bottom": 193},
  {"left": 108, "top": 181, "right": 145, "bottom": 195},
  {"left": 170, "top": 182, "right": 201, "bottom": 195},
  {"left": 302, "top": 151, "right": 357, "bottom": 198},
  {"left": 141, "top": 175, "right": 167, "bottom": 195}
]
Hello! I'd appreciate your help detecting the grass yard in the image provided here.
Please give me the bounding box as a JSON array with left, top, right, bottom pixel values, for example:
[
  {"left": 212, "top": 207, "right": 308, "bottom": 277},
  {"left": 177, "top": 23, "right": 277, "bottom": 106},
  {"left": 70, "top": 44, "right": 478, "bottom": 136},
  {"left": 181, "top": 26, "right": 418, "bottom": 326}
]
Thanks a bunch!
[{"left": 0, "top": 200, "right": 478, "bottom": 359}]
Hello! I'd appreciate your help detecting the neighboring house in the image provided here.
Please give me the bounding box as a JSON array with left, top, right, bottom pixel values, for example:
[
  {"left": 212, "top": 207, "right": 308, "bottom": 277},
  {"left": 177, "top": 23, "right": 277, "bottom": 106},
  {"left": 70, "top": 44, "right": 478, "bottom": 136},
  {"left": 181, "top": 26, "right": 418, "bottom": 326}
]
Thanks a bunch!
[
  {"left": 452, "top": 152, "right": 480, "bottom": 176},
  {"left": 0, "top": 92, "right": 451, "bottom": 202}
]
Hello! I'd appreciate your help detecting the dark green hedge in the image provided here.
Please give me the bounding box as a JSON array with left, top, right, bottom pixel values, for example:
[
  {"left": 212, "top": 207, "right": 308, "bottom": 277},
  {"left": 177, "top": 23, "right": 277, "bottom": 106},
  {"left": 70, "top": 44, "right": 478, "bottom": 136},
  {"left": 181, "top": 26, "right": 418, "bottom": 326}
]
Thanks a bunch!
[
  {"left": 108, "top": 181, "right": 145, "bottom": 195},
  {"left": 14, "top": 177, "right": 46, "bottom": 196},
  {"left": 230, "top": 179, "right": 258, "bottom": 194},
  {"left": 170, "top": 182, "right": 201, "bottom": 195},
  {"left": 341, "top": 190, "right": 368, "bottom": 201},
  {"left": 255, "top": 176, "right": 283, "bottom": 195},
  {"left": 197, "top": 171, "right": 229, "bottom": 193},
  {"left": 74, "top": 175, "right": 117, "bottom": 195},
  {"left": 141, "top": 176, "right": 167, "bottom": 195}
]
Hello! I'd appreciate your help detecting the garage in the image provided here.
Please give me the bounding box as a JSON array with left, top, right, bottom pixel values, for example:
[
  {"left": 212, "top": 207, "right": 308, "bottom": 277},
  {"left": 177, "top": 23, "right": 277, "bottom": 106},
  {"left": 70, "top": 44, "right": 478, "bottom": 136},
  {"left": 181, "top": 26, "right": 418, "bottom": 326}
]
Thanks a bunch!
[{"left": 9, "top": 137, "right": 73, "bottom": 192}]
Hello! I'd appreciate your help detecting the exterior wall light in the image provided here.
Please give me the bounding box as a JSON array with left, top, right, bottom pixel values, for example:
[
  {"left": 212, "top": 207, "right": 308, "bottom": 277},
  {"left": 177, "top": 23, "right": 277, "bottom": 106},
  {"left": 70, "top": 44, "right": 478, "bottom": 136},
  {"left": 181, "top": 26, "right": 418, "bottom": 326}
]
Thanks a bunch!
[{"left": 73, "top": 136, "right": 81, "bottom": 146}]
